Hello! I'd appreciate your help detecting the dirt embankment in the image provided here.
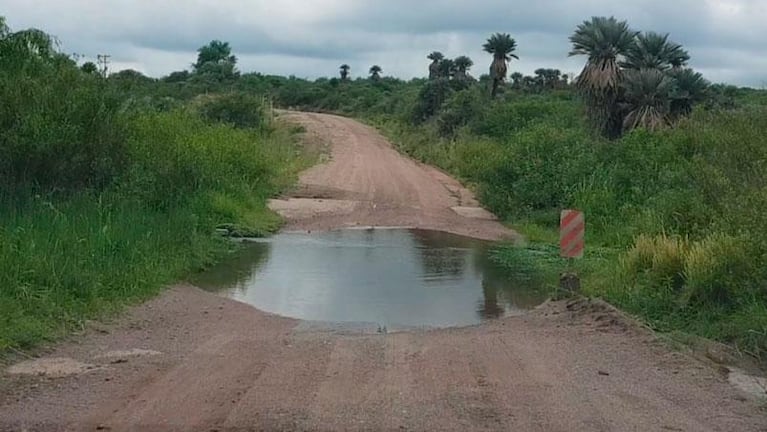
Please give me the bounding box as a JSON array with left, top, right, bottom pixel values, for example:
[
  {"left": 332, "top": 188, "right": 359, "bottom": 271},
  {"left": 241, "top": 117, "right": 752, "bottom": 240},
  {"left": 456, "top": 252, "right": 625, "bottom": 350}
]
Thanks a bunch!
[{"left": 1, "top": 112, "right": 765, "bottom": 432}]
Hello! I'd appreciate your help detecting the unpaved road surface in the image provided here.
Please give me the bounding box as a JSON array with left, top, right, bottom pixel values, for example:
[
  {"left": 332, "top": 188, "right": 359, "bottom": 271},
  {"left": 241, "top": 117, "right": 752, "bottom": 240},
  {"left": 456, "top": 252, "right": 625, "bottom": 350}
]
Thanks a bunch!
[
  {"left": 1, "top": 113, "right": 765, "bottom": 431},
  {"left": 269, "top": 112, "right": 514, "bottom": 241}
]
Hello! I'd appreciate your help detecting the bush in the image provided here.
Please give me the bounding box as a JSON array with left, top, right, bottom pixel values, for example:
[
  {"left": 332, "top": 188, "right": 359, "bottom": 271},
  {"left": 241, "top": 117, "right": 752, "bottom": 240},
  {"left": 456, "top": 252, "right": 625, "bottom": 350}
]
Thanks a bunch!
[
  {"left": 122, "top": 110, "right": 284, "bottom": 210},
  {"left": 196, "top": 92, "right": 270, "bottom": 130},
  {"left": 0, "top": 65, "right": 129, "bottom": 189},
  {"left": 683, "top": 233, "right": 754, "bottom": 306},
  {"left": 621, "top": 234, "right": 688, "bottom": 290},
  {"left": 411, "top": 78, "right": 452, "bottom": 124},
  {"left": 437, "top": 89, "right": 484, "bottom": 137}
]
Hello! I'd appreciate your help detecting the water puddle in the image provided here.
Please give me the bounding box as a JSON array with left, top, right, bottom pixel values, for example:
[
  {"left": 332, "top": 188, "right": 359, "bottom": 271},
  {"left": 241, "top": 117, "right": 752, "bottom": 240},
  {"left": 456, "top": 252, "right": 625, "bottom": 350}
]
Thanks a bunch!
[{"left": 193, "top": 229, "right": 546, "bottom": 329}]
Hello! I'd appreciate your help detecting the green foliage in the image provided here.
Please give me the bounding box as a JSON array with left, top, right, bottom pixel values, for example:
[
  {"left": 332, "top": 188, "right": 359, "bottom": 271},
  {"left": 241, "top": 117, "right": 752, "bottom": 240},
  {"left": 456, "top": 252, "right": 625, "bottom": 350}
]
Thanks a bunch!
[
  {"left": 369, "top": 65, "right": 383, "bottom": 81},
  {"left": 412, "top": 78, "right": 452, "bottom": 123},
  {"left": 0, "top": 61, "right": 129, "bottom": 189},
  {"left": 0, "top": 22, "right": 305, "bottom": 351},
  {"left": 682, "top": 233, "right": 754, "bottom": 306},
  {"left": 621, "top": 68, "right": 674, "bottom": 131},
  {"left": 194, "top": 40, "right": 237, "bottom": 70},
  {"left": 196, "top": 92, "right": 270, "bottom": 130},
  {"left": 0, "top": 193, "right": 227, "bottom": 349},
  {"left": 570, "top": 17, "right": 704, "bottom": 137},
  {"left": 483, "top": 33, "right": 518, "bottom": 97},
  {"left": 80, "top": 61, "right": 98, "bottom": 74},
  {"left": 621, "top": 32, "right": 688, "bottom": 71}
]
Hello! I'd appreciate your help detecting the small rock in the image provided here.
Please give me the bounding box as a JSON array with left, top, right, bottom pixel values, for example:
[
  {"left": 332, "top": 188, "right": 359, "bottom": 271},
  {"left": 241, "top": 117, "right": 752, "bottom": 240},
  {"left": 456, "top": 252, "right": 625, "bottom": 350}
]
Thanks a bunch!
[
  {"left": 598, "top": 370, "right": 610, "bottom": 376},
  {"left": 110, "top": 358, "right": 128, "bottom": 365},
  {"left": 96, "top": 424, "right": 110, "bottom": 430}
]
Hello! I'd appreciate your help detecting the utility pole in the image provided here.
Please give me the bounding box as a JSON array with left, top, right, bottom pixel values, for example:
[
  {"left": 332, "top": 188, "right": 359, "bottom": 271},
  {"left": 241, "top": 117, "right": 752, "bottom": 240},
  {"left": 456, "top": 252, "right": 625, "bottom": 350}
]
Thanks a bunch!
[{"left": 97, "top": 54, "right": 111, "bottom": 78}]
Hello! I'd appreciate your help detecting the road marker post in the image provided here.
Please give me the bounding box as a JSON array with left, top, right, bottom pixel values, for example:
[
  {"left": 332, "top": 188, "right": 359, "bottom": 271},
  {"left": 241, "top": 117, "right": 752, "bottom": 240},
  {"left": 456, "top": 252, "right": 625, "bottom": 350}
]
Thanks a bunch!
[{"left": 559, "top": 210, "right": 585, "bottom": 293}]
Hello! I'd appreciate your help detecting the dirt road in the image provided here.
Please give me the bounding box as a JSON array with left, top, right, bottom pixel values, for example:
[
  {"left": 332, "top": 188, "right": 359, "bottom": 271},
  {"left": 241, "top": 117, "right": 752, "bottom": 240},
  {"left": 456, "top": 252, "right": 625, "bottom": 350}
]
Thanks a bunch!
[
  {"left": 269, "top": 112, "right": 514, "bottom": 241},
  {"left": 1, "top": 112, "right": 765, "bottom": 431}
]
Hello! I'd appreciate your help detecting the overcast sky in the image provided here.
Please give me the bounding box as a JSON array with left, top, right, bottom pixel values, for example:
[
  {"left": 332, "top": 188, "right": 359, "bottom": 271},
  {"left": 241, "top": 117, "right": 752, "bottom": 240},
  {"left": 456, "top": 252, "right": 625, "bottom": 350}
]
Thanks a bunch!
[{"left": 2, "top": 0, "right": 766, "bottom": 86}]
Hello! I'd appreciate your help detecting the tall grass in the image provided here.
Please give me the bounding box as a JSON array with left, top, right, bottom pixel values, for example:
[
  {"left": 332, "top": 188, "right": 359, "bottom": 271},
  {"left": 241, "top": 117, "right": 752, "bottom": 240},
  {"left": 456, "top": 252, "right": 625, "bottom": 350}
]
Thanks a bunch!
[{"left": 0, "top": 23, "right": 307, "bottom": 351}]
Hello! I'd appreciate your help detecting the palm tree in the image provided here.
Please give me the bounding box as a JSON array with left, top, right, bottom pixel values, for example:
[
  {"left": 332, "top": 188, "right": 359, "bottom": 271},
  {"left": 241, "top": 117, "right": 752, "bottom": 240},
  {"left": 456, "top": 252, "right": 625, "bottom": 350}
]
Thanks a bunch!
[
  {"left": 510, "top": 72, "right": 524, "bottom": 89},
  {"left": 622, "top": 32, "right": 688, "bottom": 71},
  {"left": 669, "top": 68, "right": 709, "bottom": 117},
  {"left": 427, "top": 51, "right": 444, "bottom": 80},
  {"left": 339, "top": 64, "right": 350, "bottom": 81},
  {"left": 483, "top": 33, "right": 519, "bottom": 98},
  {"left": 569, "top": 16, "right": 637, "bottom": 138},
  {"left": 667, "top": 44, "right": 691, "bottom": 70},
  {"left": 369, "top": 65, "right": 382, "bottom": 81},
  {"left": 438, "top": 58, "right": 456, "bottom": 79},
  {"left": 621, "top": 68, "right": 674, "bottom": 132},
  {"left": 454, "top": 56, "right": 473, "bottom": 80}
]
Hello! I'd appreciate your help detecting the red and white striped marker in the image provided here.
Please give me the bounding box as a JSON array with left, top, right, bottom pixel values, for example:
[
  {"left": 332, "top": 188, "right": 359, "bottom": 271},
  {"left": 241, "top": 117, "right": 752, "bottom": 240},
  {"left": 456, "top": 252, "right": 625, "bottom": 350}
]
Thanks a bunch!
[{"left": 560, "top": 210, "right": 585, "bottom": 259}]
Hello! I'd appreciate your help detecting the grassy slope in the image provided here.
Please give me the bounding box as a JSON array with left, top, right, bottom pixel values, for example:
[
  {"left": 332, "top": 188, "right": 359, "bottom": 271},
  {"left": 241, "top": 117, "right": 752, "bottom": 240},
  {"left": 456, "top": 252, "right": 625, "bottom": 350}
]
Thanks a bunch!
[{"left": 0, "top": 113, "right": 310, "bottom": 352}]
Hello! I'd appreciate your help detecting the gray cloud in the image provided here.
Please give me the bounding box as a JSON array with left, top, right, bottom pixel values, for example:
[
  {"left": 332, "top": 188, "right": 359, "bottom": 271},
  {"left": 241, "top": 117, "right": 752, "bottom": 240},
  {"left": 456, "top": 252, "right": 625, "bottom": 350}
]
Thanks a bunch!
[{"left": 2, "top": 0, "right": 766, "bottom": 86}]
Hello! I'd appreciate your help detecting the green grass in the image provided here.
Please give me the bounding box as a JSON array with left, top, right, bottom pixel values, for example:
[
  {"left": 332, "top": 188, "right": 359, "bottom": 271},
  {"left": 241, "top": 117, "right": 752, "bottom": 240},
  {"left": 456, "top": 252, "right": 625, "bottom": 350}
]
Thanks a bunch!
[
  {"left": 0, "top": 193, "right": 228, "bottom": 349},
  {"left": 0, "top": 110, "right": 310, "bottom": 353}
]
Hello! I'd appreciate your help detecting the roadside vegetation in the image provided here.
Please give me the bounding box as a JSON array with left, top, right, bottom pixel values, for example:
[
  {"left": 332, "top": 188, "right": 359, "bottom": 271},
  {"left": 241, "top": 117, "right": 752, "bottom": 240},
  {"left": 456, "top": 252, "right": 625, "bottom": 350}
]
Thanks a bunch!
[
  {"left": 138, "top": 20, "right": 762, "bottom": 360},
  {"left": 3, "top": 13, "right": 766, "bottom": 362},
  {"left": 0, "top": 18, "right": 307, "bottom": 351}
]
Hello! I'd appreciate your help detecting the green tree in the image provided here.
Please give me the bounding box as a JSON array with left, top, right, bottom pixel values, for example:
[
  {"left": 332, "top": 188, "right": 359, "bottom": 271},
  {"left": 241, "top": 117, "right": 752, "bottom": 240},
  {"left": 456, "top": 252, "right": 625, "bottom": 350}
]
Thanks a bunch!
[
  {"left": 0, "top": 18, "right": 56, "bottom": 72},
  {"left": 534, "top": 68, "right": 562, "bottom": 89},
  {"left": 369, "top": 65, "right": 382, "bottom": 81},
  {"left": 620, "top": 68, "right": 674, "bottom": 131},
  {"left": 510, "top": 71, "right": 524, "bottom": 89},
  {"left": 669, "top": 68, "right": 709, "bottom": 117},
  {"left": 438, "top": 58, "right": 456, "bottom": 79},
  {"left": 80, "top": 61, "right": 98, "bottom": 74},
  {"left": 339, "top": 64, "right": 350, "bottom": 81},
  {"left": 622, "top": 32, "right": 689, "bottom": 71},
  {"left": 163, "top": 70, "right": 190, "bottom": 83},
  {"left": 427, "top": 51, "right": 444, "bottom": 80},
  {"left": 569, "top": 16, "right": 637, "bottom": 138},
  {"left": 194, "top": 40, "right": 236, "bottom": 70},
  {"left": 482, "top": 33, "right": 519, "bottom": 98},
  {"left": 454, "top": 55, "right": 473, "bottom": 80}
]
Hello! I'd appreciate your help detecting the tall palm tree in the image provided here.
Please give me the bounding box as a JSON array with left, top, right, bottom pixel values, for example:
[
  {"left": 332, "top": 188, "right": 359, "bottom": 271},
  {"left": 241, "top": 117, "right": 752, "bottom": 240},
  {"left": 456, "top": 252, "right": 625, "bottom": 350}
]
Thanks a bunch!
[
  {"left": 454, "top": 55, "right": 473, "bottom": 80},
  {"left": 669, "top": 68, "right": 709, "bottom": 117},
  {"left": 483, "top": 33, "right": 518, "bottom": 98},
  {"left": 622, "top": 32, "right": 688, "bottom": 71},
  {"left": 369, "top": 65, "right": 382, "bottom": 81},
  {"left": 621, "top": 68, "right": 674, "bottom": 132},
  {"left": 569, "top": 16, "right": 637, "bottom": 138},
  {"left": 339, "top": 64, "right": 350, "bottom": 81},
  {"left": 427, "top": 51, "right": 444, "bottom": 80}
]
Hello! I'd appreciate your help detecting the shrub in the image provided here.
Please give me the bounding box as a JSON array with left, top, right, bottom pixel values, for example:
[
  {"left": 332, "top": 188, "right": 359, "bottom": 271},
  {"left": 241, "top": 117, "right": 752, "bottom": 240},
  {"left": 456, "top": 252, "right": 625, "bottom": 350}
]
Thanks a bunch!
[
  {"left": 683, "top": 233, "right": 754, "bottom": 306},
  {"left": 411, "top": 78, "right": 452, "bottom": 124},
  {"left": 0, "top": 64, "right": 129, "bottom": 189},
  {"left": 437, "top": 89, "right": 484, "bottom": 137},
  {"left": 196, "top": 92, "right": 270, "bottom": 130},
  {"left": 621, "top": 234, "right": 688, "bottom": 289},
  {"left": 122, "top": 110, "right": 282, "bottom": 209}
]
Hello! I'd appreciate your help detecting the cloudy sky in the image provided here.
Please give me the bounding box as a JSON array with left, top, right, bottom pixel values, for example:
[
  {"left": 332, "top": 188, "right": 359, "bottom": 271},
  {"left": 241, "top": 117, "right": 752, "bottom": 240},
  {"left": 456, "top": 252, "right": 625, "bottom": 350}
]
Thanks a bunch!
[{"left": 2, "top": 0, "right": 766, "bottom": 86}]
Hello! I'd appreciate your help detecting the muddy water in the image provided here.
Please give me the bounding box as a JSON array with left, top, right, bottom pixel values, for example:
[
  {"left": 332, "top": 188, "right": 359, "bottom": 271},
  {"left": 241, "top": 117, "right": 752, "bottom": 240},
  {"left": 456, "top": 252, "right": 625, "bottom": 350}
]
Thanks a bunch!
[{"left": 193, "top": 229, "right": 546, "bottom": 329}]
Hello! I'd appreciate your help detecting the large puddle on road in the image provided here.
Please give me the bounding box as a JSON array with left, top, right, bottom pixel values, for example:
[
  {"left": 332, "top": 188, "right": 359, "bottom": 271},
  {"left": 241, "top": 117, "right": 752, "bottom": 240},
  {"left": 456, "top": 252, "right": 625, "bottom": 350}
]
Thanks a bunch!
[{"left": 193, "top": 229, "right": 547, "bottom": 329}]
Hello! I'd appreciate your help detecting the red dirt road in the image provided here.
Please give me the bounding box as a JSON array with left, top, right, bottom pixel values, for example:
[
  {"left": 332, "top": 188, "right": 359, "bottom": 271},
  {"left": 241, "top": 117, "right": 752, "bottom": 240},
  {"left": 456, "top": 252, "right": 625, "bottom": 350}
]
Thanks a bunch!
[
  {"left": 1, "top": 113, "right": 765, "bottom": 431},
  {"left": 269, "top": 112, "right": 514, "bottom": 241}
]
